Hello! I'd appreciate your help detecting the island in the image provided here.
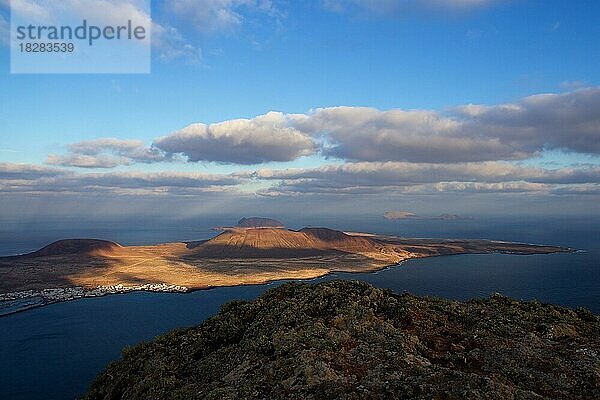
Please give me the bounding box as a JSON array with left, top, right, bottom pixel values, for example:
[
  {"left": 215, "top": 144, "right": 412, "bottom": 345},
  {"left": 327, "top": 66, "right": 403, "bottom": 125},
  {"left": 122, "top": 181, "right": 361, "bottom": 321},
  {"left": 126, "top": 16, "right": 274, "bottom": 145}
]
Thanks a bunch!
[
  {"left": 236, "top": 217, "right": 285, "bottom": 228},
  {"left": 0, "top": 218, "right": 572, "bottom": 315}
]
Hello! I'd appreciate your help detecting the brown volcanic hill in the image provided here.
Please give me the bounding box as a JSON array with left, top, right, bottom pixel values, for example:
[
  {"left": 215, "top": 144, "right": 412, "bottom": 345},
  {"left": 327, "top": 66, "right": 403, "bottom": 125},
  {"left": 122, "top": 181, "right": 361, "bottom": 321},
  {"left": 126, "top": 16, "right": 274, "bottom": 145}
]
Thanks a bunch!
[
  {"left": 189, "top": 228, "right": 331, "bottom": 258},
  {"left": 299, "top": 227, "right": 348, "bottom": 242},
  {"left": 299, "top": 228, "right": 382, "bottom": 252},
  {"left": 187, "top": 227, "right": 387, "bottom": 259},
  {"left": 25, "top": 239, "right": 122, "bottom": 258}
]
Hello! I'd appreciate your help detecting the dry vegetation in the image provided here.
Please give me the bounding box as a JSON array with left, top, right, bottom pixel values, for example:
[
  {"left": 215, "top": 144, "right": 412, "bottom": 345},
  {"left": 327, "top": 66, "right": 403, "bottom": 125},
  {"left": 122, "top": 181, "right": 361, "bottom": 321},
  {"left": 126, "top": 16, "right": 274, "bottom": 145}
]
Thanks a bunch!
[{"left": 83, "top": 280, "right": 599, "bottom": 400}]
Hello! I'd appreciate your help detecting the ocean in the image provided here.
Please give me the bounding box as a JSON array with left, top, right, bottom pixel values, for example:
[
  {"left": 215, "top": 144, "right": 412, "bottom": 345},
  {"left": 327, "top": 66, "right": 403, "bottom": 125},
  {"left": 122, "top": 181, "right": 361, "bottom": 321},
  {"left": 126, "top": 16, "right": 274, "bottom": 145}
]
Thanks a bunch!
[{"left": 0, "top": 215, "right": 598, "bottom": 399}]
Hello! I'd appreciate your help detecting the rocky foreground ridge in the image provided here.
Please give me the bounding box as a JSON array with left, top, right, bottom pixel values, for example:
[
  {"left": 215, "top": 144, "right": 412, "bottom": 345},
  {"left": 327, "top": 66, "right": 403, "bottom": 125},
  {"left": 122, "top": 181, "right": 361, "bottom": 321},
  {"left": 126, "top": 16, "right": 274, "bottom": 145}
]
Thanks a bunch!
[{"left": 83, "top": 281, "right": 599, "bottom": 400}]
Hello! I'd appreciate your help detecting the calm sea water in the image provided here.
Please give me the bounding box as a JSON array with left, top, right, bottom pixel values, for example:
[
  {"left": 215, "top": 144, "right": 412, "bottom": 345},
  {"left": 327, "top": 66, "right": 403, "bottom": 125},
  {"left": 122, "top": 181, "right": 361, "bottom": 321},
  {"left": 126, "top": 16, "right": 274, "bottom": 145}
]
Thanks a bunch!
[{"left": 0, "top": 216, "right": 598, "bottom": 399}]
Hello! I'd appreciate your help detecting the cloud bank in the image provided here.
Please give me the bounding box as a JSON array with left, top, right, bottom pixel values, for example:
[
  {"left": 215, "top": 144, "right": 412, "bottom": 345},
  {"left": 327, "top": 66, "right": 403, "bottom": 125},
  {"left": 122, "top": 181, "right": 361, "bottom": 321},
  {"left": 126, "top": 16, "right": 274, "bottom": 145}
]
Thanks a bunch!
[
  {"left": 4, "top": 161, "right": 599, "bottom": 198},
  {"left": 246, "top": 161, "right": 600, "bottom": 196},
  {"left": 294, "top": 88, "right": 600, "bottom": 162},
  {"left": 0, "top": 162, "right": 241, "bottom": 195},
  {"left": 15, "top": 87, "right": 598, "bottom": 218},
  {"left": 146, "top": 87, "right": 600, "bottom": 165}
]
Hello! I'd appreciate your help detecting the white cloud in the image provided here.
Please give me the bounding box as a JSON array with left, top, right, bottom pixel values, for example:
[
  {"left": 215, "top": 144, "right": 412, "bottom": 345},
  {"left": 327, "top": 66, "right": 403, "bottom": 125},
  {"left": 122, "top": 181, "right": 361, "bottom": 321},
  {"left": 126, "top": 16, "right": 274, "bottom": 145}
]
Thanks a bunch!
[
  {"left": 152, "top": 22, "right": 202, "bottom": 64},
  {"left": 560, "top": 80, "right": 588, "bottom": 90},
  {"left": 7, "top": 0, "right": 52, "bottom": 21},
  {"left": 323, "top": 0, "right": 496, "bottom": 16},
  {"left": 9, "top": 0, "right": 150, "bottom": 25},
  {"left": 165, "top": 0, "right": 281, "bottom": 34},
  {"left": 154, "top": 112, "right": 317, "bottom": 164},
  {"left": 168, "top": 0, "right": 248, "bottom": 34}
]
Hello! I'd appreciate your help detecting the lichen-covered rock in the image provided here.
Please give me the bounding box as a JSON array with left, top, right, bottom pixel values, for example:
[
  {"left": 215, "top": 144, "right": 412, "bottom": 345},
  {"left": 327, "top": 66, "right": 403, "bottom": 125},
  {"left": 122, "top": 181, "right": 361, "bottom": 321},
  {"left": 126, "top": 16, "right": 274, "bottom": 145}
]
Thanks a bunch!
[{"left": 83, "top": 281, "right": 600, "bottom": 400}]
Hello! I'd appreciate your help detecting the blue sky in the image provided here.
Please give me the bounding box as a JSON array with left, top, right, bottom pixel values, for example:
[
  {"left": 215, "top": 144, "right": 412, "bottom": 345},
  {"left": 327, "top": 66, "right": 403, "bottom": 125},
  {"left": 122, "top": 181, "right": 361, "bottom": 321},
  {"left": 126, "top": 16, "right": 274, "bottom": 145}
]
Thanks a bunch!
[{"left": 0, "top": 0, "right": 599, "bottom": 221}]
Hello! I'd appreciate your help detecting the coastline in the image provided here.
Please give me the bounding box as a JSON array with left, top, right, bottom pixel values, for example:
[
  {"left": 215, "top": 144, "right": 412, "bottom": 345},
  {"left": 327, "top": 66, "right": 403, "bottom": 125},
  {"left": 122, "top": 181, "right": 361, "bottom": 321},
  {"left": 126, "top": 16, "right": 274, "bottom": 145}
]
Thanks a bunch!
[
  {"left": 0, "top": 247, "right": 575, "bottom": 318},
  {"left": 0, "top": 283, "right": 188, "bottom": 317}
]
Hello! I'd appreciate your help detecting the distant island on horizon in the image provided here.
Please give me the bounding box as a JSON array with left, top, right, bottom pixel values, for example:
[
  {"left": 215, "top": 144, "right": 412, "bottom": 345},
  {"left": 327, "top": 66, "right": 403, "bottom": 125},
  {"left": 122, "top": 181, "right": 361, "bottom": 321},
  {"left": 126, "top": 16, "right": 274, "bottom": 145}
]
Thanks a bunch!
[
  {"left": 236, "top": 217, "right": 285, "bottom": 228},
  {"left": 0, "top": 217, "right": 573, "bottom": 316}
]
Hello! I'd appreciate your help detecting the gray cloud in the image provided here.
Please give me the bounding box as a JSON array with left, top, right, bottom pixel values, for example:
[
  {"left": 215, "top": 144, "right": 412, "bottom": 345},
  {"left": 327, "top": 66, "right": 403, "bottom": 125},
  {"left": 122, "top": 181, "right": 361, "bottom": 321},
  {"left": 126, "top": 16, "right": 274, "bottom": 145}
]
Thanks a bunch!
[
  {"left": 6, "top": 160, "right": 596, "bottom": 198},
  {"left": 0, "top": 163, "right": 242, "bottom": 195},
  {"left": 47, "top": 138, "right": 168, "bottom": 168},
  {"left": 291, "top": 88, "right": 600, "bottom": 163},
  {"left": 549, "top": 184, "right": 600, "bottom": 196},
  {"left": 384, "top": 211, "right": 471, "bottom": 220},
  {"left": 1, "top": 161, "right": 598, "bottom": 222},
  {"left": 257, "top": 181, "right": 552, "bottom": 197},
  {"left": 247, "top": 161, "right": 600, "bottom": 196},
  {"left": 454, "top": 88, "right": 600, "bottom": 155},
  {"left": 74, "top": 171, "right": 240, "bottom": 190},
  {"left": 249, "top": 162, "right": 600, "bottom": 185},
  {"left": 154, "top": 112, "right": 317, "bottom": 164},
  {"left": 0, "top": 162, "right": 68, "bottom": 180},
  {"left": 46, "top": 154, "right": 126, "bottom": 169},
  {"left": 258, "top": 180, "right": 553, "bottom": 197},
  {"left": 291, "top": 107, "right": 527, "bottom": 163},
  {"left": 420, "top": 181, "right": 549, "bottom": 194}
]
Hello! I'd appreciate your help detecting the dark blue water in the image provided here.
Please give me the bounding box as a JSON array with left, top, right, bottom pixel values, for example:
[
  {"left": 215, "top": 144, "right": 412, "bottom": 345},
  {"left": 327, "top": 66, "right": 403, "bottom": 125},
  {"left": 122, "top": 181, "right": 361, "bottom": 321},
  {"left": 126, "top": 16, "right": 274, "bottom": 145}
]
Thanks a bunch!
[
  {"left": 0, "top": 216, "right": 598, "bottom": 399},
  {"left": 0, "top": 286, "right": 273, "bottom": 400}
]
